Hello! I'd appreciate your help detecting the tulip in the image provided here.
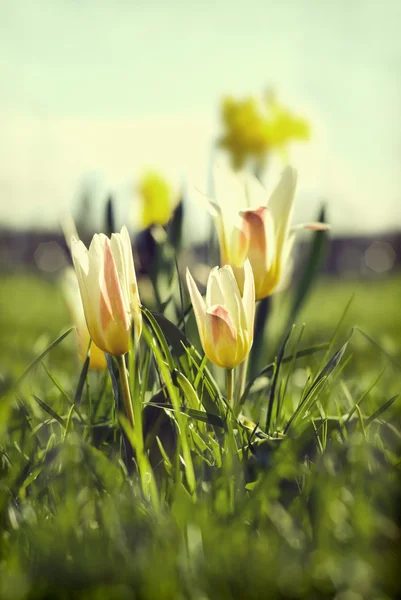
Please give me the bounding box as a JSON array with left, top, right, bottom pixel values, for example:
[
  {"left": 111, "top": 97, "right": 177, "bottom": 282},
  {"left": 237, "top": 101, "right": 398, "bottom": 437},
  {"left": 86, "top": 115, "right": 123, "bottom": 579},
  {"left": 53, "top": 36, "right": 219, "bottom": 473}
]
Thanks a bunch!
[
  {"left": 186, "top": 260, "right": 255, "bottom": 370},
  {"left": 71, "top": 226, "right": 142, "bottom": 357},
  {"left": 61, "top": 267, "right": 107, "bottom": 370},
  {"left": 205, "top": 163, "right": 329, "bottom": 301}
]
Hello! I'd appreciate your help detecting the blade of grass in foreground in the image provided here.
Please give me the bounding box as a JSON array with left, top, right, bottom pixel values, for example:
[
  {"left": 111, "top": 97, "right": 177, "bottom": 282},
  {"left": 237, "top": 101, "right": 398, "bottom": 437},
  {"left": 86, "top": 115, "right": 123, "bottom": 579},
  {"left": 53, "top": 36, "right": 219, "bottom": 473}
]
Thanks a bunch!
[
  {"left": 73, "top": 355, "right": 90, "bottom": 405},
  {"left": 354, "top": 326, "right": 401, "bottom": 371},
  {"left": 147, "top": 401, "right": 225, "bottom": 429},
  {"left": 283, "top": 339, "right": 349, "bottom": 434},
  {"left": 239, "top": 342, "right": 329, "bottom": 408},
  {"left": 265, "top": 325, "right": 295, "bottom": 434},
  {"left": 142, "top": 324, "right": 196, "bottom": 496},
  {"left": 364, "top": 394, "right": 399, "bottom": 428},
  {"left": 345, "top": 369, "right": 385, "bottom": 425},
  {"left": 12, "top": 327, "right": 75, "bottom": 390},
  {"left": 32, "top": 395, "right": 66, "bottom": 428}
]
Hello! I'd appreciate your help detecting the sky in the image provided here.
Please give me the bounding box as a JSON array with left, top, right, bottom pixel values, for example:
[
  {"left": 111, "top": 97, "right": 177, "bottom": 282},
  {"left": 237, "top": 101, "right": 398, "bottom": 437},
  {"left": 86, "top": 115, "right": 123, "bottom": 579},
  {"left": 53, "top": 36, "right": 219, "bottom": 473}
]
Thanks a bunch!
[{"left": 1, "top": 0, "right": 401, "bottom": 239}]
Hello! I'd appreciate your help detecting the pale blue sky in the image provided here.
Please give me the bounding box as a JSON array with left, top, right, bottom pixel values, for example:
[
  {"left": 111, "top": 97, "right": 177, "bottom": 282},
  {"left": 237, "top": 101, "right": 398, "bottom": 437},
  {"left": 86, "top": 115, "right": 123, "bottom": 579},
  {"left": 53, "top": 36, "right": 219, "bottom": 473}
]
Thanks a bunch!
[{"left": 1, "top": 0, "right": 401, "bottom": 236}]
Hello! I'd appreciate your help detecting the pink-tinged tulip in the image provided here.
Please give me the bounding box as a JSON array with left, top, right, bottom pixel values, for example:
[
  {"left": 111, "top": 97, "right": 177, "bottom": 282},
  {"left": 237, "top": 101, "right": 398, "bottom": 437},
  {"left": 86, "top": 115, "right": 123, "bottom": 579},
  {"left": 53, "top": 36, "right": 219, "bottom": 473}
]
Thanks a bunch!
[
  {"left": 186, "top": 260, "right": 255, "bottom": 369},
  {"left": 204, "top": 163, "right": 329, "bottom": 301},
  {"left": 71, "top": 226, "right": 142, "bottom": 356},
  {"left": 61, "top": 268, "right": 107, "bottom": 370}
]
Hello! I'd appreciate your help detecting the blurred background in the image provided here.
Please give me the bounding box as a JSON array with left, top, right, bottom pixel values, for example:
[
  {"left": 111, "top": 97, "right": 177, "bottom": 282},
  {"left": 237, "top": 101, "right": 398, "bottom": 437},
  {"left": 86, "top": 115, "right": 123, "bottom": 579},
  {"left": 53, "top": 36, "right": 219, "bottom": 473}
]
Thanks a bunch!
[{"left": 1, "top": 0, "right": 401, "bottom": 372}]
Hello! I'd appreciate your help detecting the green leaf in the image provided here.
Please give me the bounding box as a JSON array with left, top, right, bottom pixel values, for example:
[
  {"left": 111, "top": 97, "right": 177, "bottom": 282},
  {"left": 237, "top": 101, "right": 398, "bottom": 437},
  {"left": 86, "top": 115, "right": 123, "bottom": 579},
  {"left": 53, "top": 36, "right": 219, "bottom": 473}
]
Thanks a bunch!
[
  {"left": 248, "top": 296, "right": 272, "bottom": 381},
  {"left": 288, "top": 203, "right": 329, "bottom": 324}
]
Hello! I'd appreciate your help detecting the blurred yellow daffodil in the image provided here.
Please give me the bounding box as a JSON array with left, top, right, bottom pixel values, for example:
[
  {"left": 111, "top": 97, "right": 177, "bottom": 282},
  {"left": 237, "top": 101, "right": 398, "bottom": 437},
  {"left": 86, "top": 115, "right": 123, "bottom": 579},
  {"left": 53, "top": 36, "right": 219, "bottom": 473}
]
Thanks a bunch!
[
  {"left": 138, "top": 171, "right": 178, "bottom": 229},
  {"left": 71, "top": 226, "right": 142, "bottom": 356},
  {"left": 219, "top": 91, "right": 310, "bottom": 169},
  {"left": 203, "top": 163, "right": 329, "bottom": 301},
  {"left": 61, "top": 267, "right": 107, "bottom": 370},
  {"left": 186, "top": 260, "right": 255, "bottom": 369}
]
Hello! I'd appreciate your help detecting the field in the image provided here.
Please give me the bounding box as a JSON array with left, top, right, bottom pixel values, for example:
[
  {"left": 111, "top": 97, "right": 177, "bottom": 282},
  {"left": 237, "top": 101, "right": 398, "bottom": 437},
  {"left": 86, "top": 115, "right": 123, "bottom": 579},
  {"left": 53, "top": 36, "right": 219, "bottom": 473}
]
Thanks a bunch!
[{"left": 0, "top": 269, "right": 400, "bottom": 599}]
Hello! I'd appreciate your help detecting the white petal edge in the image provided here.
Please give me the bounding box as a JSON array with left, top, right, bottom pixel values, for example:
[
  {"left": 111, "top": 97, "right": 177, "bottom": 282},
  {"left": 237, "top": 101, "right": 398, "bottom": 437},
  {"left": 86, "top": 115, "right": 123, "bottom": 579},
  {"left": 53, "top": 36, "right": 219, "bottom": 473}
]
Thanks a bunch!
[{"left": 186, "top": 268, "right": 207, "bottom": 347}]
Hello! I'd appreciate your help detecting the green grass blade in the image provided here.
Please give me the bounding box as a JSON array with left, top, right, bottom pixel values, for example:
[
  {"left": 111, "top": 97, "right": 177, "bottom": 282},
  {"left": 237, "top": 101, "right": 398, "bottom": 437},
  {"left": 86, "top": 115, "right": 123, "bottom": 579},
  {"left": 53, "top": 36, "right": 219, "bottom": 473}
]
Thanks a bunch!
[
  {"left": 345, "top": 369, "right": 385, "bottom": 424},
  {"left": 354, "top": 326, "right": 401, "bottom": 371},
  {"left": 73, "top": 355, "right": 90, "bottom": 405},
  {"left": 283, "top": 339, "right": 349, "bottom": 434},
  {"left": 148, "top": 401, "right": 225, "bottom": 429},
  {"left": 32, "top": 395, "right": 66, "bottom": 428},
  {"left": 265, "top": 325, "right": 295, "bottom": 434},
  {"left": 239, "top": 343, "right": 329, "bottom": 407},
  {"left": 13, "top": 327, "right": 75, "bottom": 389},
  {"left": 364, "top": 394, "right": 399, "bottom": 428}
]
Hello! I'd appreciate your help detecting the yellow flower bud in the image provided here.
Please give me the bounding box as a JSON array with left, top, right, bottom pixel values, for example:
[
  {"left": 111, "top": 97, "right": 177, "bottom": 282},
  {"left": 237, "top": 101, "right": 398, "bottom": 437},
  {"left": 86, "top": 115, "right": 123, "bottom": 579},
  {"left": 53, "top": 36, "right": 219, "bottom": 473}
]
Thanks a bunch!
[
  {"left": 138, "top": 171, "right": 177, "bottom": 229},
  {"left": 219, "top": 91, "right": 310, "bottom": 168}
]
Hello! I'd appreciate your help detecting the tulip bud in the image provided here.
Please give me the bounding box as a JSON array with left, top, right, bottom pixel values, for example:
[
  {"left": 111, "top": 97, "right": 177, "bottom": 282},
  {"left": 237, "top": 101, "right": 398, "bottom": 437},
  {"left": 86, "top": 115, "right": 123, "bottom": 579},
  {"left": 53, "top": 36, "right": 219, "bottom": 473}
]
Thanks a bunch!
[
  {"left": 61, "top": 267, "right": 107, "bottom": 370},
  {"left": 186, "top": 260, "right": 255, "bottom": 369},
  {"left": 71, "top": 226, "right": 142, "bottom": 356}
]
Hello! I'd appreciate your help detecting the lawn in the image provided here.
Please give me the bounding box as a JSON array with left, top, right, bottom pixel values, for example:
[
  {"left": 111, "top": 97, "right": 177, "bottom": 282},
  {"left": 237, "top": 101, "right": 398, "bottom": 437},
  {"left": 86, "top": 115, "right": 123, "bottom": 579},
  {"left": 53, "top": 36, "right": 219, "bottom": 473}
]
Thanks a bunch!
[{"left": 0, "top": 269, "right": 400, "bottom": 599}]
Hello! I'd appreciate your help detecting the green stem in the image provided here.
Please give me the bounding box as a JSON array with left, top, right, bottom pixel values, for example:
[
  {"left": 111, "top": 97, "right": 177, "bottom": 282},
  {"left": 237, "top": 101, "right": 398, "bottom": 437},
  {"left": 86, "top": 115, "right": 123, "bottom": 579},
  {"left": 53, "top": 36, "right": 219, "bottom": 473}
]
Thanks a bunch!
[
  {"left": 117, "top": 355, "right": 135, "bottom": 429},
  {"left": 226, "top": 368, "right": 234, "bottom": 407},
  {"left": 236, "top": 355, "right": 249, "bottom": 408}
]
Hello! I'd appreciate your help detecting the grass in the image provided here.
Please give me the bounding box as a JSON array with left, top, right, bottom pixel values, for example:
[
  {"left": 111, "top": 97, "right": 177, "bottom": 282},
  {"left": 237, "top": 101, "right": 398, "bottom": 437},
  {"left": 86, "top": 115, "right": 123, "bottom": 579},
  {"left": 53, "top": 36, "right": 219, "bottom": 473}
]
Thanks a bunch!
[{"left": 0, "top": 269, "right": 401, "bottom": 599}]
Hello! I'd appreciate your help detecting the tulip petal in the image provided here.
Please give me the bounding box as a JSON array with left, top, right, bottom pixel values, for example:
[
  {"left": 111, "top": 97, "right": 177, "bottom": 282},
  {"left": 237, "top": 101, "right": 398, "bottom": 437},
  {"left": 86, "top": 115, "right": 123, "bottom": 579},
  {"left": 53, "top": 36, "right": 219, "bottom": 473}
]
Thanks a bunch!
[
  {"left": 214, "top": 163, "right": 248, "bottom": 264},
  {"left": 205, "top": 305, "right": 238, "bottom": 368},
  {"left": 239, "top": 207, "right": 268, "bottom": 256},
  {"left": 206, "top": 267, "right": 225, "bottom": 309},
  {"left": 71, "top": 237, "right": 89, "bottom": 275},
  {"left": 72, "top": 238, "right": 107, "bottom": 351},
  {"left": 110, "top": 227, "right": 142, "bottom": 341},
  {"left": 241, "top": 171, "right": 268, "bottom": 210},
  {"left": 216, "top": 265, "right": 245, "bottom": 332},
  {"left": 268, "top": 166, "right": 297, "bottom": 254},
  {"left": 110, "top": 233, "right": 129, "bottom": 311},
  {"left": 120, "top": 225, "right": 142, "bottom": 339},
  {"left": 186, "top": 268, "right": 207, "bottom": 346},
  {"left": 229, "top": 217, "right": 251, "bottom": 268},
  {"left": 101, "top": 240, "right": 130, "bottom": 333},
  {"left": 239, "top": 207, "right": 275, "bottom": 299}
]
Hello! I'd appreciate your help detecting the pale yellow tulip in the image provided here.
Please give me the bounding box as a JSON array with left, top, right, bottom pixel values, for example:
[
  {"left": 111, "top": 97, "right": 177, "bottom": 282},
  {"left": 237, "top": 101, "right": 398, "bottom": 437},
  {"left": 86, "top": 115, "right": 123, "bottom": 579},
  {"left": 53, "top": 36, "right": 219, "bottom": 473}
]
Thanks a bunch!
[
  {"left": 205, "top": 163, "right": 328, "bottom": 301},
  {"left": 186, "top": 260, "right": 255, "bottom": 369},
  {"left": 71, "top": 226, "right": 141, "bottom": 356}
]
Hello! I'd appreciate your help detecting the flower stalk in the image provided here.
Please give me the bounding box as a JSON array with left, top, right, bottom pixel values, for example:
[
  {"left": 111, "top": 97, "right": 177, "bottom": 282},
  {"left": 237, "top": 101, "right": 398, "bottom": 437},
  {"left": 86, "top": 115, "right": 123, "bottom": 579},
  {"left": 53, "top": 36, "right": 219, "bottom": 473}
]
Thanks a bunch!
[
  {"left": 117, "top": 355, "right": 135, "bottom": 429},
  {"left": 226, "top": 368, "right": 234, "bottom": 407}
]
